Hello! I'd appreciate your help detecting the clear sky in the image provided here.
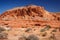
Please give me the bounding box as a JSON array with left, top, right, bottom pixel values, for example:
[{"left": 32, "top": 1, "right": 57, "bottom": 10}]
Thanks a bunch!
[{"left": 0, "top": 0, "right": 60, "bottom": 14}]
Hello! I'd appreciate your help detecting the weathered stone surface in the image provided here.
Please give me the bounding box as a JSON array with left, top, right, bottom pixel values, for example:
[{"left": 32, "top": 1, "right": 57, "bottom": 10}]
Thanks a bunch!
[
  {"left": 0, "top": 5, "right": 60, "bottom": 40},
  {"left": 0, "top": 5, "right": 60, "bottom": 28}
]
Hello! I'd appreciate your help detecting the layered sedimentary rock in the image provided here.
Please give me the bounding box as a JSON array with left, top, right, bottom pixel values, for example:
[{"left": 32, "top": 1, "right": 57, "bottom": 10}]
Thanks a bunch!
[
  {"left": 0, "top": 5, "right": 60, "bottom": 40},
  {"left": 0, "top": 5, "right": 60, "bottom": 28}
]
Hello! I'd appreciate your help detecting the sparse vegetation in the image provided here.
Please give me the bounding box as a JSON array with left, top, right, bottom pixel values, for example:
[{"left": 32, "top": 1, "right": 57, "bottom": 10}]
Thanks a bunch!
[
  {"left": 18, "top": 36, "right": 26, "bottom": 40},
  {"left": 0, "top": 27, "right": 6, "bottom": 33},
  {"left": 0, "top": 27, "right": 8, "bottom": 40},
  {"left": 25, "top": 28, "right": 32, "bottom": 32},
  {"left": 40, "top": 25, "right": 51, "bottom": 32},
  {"left": 44, "top": 25, "right": 51, "bottom": 30},
  {"left": 0, "top": 32, "right": 8, "bottom": 39},
  {"left": 26, "top": 34, "right": 39, "bottom": 40},
  {"left": 40, "top": 29, "right": 46, "bottom": 32}
]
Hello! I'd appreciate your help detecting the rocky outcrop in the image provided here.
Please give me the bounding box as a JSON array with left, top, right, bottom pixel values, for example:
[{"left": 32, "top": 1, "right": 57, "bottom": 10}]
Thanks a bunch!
[
  {"left": 0, "top": 5, "right": 60, "bottom": 28},
  {"left": 0, "top": 5, "right": 60, "bottom": 40}
]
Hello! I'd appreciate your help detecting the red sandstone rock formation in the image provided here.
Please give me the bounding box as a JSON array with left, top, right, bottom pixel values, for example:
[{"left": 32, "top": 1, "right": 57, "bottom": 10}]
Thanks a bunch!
[{"left": 0, "top": 5, "right": 60, "bottom": 28}]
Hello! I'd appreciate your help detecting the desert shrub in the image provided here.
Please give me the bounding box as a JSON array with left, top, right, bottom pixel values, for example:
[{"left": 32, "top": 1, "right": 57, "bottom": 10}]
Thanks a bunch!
[
  {"left": 25, "top": 28, "right": 32, "bottom": 32},
  {"left": 0, "top": 32, "right": 8, "bottom": 39},
  {"left": 18, "top": 37, "right": 26, "bottom": 40},
  {"left": 18, "top": 35, "right": 26, "bottom": 40},
  {"left": 0, "top": 27, "right": 6, "bottom": 33},
  {"left": 40, "top": 25, "right": 51, "bottom": 32},
  {"left": 44, "top": 25, "right": 51, "bottom": 30},
  {"left": 40, "top": 29, "right": 45, "bottom": 32},
  {"left": 26, "top": 34, "right": 39, "bottom": 40}
]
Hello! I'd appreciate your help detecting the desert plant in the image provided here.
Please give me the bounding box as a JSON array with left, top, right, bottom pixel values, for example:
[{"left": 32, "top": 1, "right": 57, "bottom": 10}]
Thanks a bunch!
[
  {"left": 40, "top": 29, "right": 45, "bottom": 32},
  {"left": 18, "top": 36, "right": 26, "bottom": 40},
  {"left": 18, "top": 35, "right": 26, "bottom": 40},
  {"left": 25, "top": 28, "right": 32, "bottom": 32},
  {"left": 26, "top": 34, "right": 39, "bottom": 40},
  {"left": 44, "top": 25, "right": 51, "bottom": 30},
  {"left": 0, "top": 32, "right": 8, "bottom": 39},
  {"left": 40, "top": 25, "right": 51, "bottom": 32},
  {"left": 0, "top": 27, "right": 6, "bottom": 33}
]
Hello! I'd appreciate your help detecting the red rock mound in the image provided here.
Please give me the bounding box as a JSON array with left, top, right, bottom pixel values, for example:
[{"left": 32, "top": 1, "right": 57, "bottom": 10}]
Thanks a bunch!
[{"left": 0, "top": 5, "right": 60, "bottom": 28}]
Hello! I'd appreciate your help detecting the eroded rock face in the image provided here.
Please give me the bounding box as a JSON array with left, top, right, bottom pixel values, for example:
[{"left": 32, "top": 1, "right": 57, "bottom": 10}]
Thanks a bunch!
[
  {"left": 0, "top": 5, "right": 60, "bottom": 40},
  {"left": 0, "top": 5, "right": 60, "bottom": 28}
]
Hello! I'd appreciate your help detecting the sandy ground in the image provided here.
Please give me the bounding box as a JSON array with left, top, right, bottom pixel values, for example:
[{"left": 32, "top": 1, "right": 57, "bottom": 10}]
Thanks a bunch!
[{"left": 0, "top": 26, "right": 60, "bottom": 40}]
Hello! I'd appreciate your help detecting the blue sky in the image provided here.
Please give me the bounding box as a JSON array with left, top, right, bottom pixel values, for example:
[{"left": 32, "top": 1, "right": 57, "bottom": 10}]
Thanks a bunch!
[{"left": 0, "top": 0, "right": 60, "bottom": 14}]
